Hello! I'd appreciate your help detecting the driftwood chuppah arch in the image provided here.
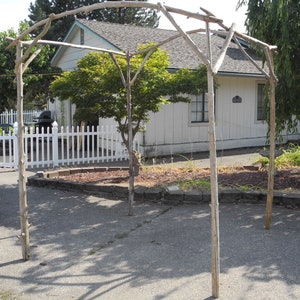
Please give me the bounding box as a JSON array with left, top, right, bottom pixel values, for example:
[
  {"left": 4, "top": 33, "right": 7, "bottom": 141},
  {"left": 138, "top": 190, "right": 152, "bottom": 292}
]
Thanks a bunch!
[{"left": 8, "top": 1, "right": 277, "bottom": 298}]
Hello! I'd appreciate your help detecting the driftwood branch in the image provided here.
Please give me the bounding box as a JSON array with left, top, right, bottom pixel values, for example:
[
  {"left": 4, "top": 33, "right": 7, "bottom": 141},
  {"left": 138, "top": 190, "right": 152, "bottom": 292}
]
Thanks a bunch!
[
  {"left": 264, "top": 48, "right": 277, "bottom": 230},
  {"left": 200, "top": 6, "right": 277, "bottom": 52},
  {"left": 200, "top": 7, "right": 216, "bottom": 17},
  {"left": 264, "top": 47, "right": 278, "bottom": 81},
  {"left": 131, "top": 28, "right": 206, "bottom": 56},
  {"left": 233, "top": 36, "right": 270, "bottom": 78},
  {"left": 236, "top": 32, "right": 277, "bottom": 51},
  {"left": 15, "top": 16, "right": 53, "bottom": 70},
  {"left": 7, "top": 1, "right": 277, "bottom": 54},
  {"left": 205, "top": 20, "right": 220, "bottom": 299},
  {"left": 23, "top": 45, "right": 44, "bottom": 72},
  {"left": 17, "top": 39, "right": 126, "bottom": 56},
  {"left": 158, "top": 2, "right": 211, "bottom": 68},
  {"left": 212, "top": 23, "right": 236, "bottom": 74},
  {"left": 16, "top": 41, "right": 30, "bottom": 261},
  {"left": 201, "top": 7, "right": 231, "bottom": 33},
  {"left": 130, "top": 48, "right": 155, "bottom": 85},
  {"left": 7, "top": 1, "right": 221, "bottom": 48},
  {"left": 109, "top": 53, "right": 126, "bottom": 88},
  {"left": 125, "top": 53, "right": 134, "bottom": 216},
  {"left": 265, "top": 76, "right": 276, "bottom": 230}
]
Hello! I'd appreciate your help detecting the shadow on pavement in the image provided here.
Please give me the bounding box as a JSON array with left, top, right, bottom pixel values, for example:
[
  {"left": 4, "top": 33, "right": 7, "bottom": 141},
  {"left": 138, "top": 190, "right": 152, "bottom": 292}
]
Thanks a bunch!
[{"left": 0, "top": 172, "right": 299, "bottom": 299}]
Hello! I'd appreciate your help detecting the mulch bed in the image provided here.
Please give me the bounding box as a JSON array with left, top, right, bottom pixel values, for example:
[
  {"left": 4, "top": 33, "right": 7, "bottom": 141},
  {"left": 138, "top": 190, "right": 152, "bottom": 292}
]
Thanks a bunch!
[{"left": 59, "top": 166, "right": 300, "bottom": 192}]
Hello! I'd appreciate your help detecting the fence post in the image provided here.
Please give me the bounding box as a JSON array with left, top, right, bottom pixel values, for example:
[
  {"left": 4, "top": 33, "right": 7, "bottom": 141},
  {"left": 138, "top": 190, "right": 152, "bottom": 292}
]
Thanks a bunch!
[
  {"left": 5, "top": 110, "right": 9, "bottom": 124},
  {"left": 52, "top": 121, "right": 59, "bottom": 168},
  {"left": 10, "top": 109, "right": 15, "bottom": 124},
  {"left": 13, "top": 122, "right": 19, "bottom": 169}
]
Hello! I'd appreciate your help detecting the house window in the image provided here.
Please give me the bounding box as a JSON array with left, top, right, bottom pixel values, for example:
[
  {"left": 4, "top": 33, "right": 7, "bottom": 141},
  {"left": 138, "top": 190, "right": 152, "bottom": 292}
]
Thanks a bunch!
[
  {"left": 80, "top": 28, "right": 84, "bottom": 45},
  {"left": 257, "top": 83, "right": 266, "bottom": 121},
  {"left": 191, "top": 93, "right": 208, "bottom": 123}
]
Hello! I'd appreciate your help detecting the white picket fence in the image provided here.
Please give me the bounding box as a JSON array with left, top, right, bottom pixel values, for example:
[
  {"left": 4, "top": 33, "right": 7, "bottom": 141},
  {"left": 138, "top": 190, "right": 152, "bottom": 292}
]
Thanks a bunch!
[
  {"left": 0, "top": 109, "right": 42, "bottom": 125},
  {"left": 0, "top": 122, "right": 139, "bottom": 169}
]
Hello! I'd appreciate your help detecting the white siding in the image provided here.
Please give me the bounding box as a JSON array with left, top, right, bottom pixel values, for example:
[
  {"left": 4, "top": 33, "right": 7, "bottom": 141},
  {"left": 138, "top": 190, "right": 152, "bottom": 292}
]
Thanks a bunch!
[
  {"left": 53, "top": 27, "right": 119, "bottom": 71},
  {"left": 140, "top": 76, "right": 270, "bottom": 157},
  {"left": 215, "top": 76, "right": 268, "bottom": 148},
  {"left": 142, "top": 101, "right": 210, "bottom": 157}
]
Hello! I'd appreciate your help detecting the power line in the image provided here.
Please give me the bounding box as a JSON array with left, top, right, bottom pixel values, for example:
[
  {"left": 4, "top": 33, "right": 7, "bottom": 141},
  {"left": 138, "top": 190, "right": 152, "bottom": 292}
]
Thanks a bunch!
[{"left": 0, "top": 72, "right": 62, "bottom": 78}]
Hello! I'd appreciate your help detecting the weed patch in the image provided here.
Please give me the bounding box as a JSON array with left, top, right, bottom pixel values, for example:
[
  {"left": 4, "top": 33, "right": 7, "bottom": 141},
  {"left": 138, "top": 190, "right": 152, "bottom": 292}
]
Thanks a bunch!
[
  {"left": 178, "top": 178, "right": 211, "bottom": 191},
  {"left": 0, "top": 290, "right": 17, "bottom": 300}
]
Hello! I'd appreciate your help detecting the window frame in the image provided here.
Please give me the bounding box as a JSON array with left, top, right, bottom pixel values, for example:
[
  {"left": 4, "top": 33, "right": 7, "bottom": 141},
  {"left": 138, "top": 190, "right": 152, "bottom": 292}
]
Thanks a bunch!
[
  {"left": 256, "top": 82, "right": 266, "bottom": 122},
  {"left": 190, "top": 92, "right": 209, "bottom": 124}
]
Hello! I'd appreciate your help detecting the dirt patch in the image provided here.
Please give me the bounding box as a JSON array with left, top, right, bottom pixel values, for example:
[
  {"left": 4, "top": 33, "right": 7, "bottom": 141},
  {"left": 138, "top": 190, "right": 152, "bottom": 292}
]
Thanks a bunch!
[{"left": 59, "top": 166, "right": 300, "bottom": 192}]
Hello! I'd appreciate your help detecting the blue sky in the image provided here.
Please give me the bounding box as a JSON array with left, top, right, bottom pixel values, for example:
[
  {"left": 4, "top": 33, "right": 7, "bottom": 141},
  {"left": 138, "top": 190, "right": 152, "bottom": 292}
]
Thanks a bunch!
[{"left": 0, "top": 0, "right": 247, "bottom": 32}]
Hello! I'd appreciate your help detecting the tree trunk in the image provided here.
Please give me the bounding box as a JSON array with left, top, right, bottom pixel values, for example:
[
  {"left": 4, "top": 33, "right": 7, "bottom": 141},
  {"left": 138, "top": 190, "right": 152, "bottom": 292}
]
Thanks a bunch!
[{"left": 16, "top": 41, "right": 30, "bottom": 260}]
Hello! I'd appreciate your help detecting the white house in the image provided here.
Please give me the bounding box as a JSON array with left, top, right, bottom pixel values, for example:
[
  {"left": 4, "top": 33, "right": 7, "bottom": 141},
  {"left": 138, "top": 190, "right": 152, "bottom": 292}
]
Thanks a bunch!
[{"left": 51, "top": 20, "right": 300, "bottom": 157}]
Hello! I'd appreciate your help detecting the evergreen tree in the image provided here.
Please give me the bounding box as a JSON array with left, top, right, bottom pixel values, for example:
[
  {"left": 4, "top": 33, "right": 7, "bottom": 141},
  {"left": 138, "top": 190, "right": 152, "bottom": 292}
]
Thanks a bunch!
[
  {"left": 28, "top": 0, "right": 159, "bottom": 41},
  {"left": 0, "top": 29, "right": 17, "bottom": 111},
  {"left": 0, "top": 24, "right": 61, "bottom": 111}
]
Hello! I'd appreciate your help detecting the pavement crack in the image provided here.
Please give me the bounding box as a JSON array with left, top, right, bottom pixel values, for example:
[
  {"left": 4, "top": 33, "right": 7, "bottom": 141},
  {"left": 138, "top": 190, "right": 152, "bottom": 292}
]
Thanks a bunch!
[{"left": 87, "top": 206, "right": 172, "bottom": 255}]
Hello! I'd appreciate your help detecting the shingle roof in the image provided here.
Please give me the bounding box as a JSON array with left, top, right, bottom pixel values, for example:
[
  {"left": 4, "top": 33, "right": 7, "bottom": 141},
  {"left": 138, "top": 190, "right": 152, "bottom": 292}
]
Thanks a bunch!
[{"left": 76, "top": 19, "right": 266, "bottom": 76}]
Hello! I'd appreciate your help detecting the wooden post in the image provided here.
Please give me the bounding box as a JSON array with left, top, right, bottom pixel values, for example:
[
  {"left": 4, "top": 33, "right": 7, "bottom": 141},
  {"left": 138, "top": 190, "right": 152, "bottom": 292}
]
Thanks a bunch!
[
  {"left": 265, "top": 68, "right": 276, "bottom": 229},
  {"left": 206, "top": 22, "right": 220, "bottom": 299},
  {"left": 263, "top": 47, "right": 277, "bottom": 230},
  {"left": 16, "top": 41, "right": 30, "bottom": 260},
  {"left": 126, "top": 53, "right": 134, "bottom": 216}
]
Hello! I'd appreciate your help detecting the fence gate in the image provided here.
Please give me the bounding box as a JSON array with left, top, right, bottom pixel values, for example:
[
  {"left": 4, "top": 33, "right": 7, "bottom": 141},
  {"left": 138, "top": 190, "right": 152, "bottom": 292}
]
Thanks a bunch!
[{"left": 0, "top": 122, "right": 139, "bottom": 169}]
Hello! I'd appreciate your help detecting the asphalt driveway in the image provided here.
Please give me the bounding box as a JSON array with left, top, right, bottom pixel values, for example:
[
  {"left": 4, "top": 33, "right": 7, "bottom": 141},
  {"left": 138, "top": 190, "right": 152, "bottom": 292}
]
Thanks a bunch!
[{"left": 0, "top": 169, "right": 299, "bottom": 300}]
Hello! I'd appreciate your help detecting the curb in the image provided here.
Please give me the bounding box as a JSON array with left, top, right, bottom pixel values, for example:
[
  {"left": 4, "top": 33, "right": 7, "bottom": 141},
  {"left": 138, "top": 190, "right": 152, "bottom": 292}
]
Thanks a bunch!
[{"left": 27, "top": 168, "right": 300, "bottom": 209}]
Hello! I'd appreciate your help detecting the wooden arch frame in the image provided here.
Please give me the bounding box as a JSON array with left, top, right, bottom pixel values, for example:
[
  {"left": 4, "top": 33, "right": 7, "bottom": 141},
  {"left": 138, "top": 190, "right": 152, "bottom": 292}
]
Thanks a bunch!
[{"left": 7, "top": 2, "right": 277, "bottom": 298}]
